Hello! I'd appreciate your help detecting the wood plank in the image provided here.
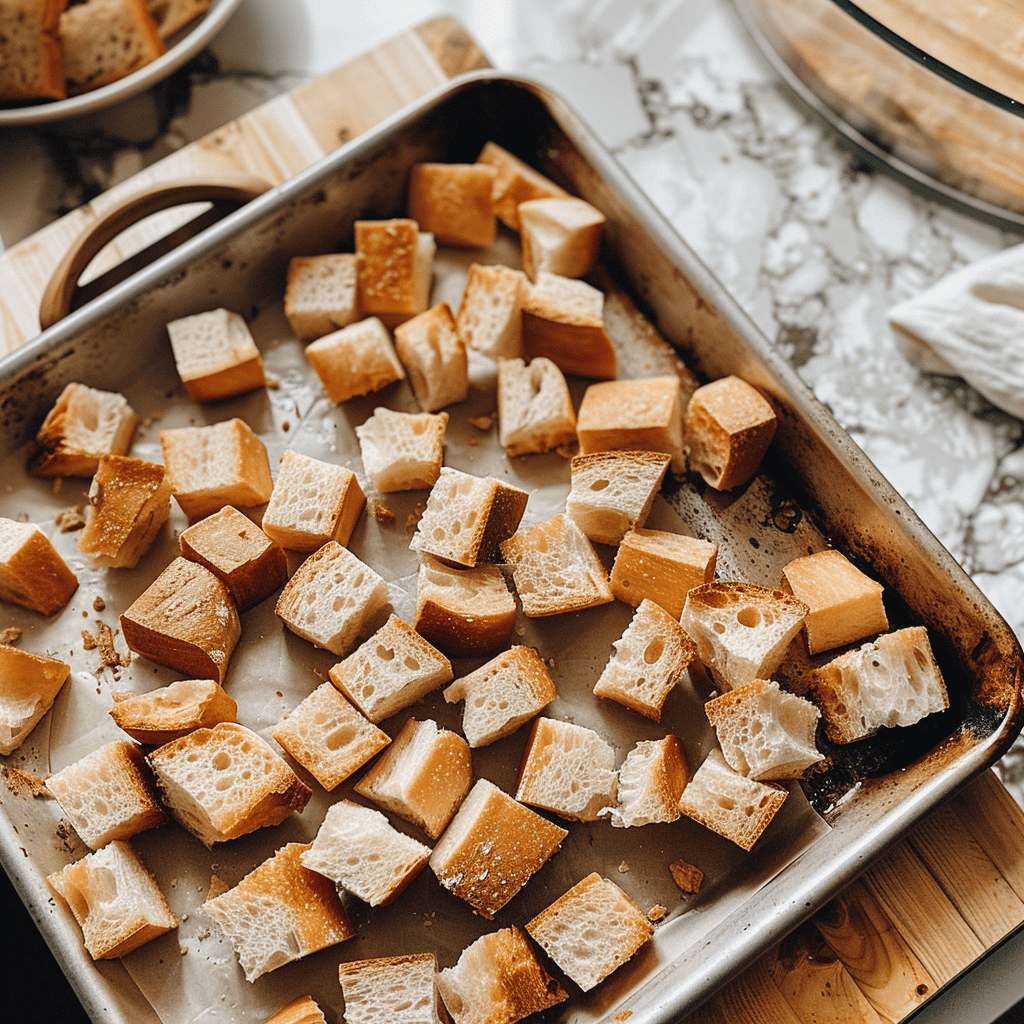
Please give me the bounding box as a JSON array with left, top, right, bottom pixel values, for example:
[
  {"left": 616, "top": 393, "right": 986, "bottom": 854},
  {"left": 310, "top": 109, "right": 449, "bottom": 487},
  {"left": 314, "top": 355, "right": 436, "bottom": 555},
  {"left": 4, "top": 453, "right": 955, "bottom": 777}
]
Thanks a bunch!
[{"left": 685, "top": 951, "right": 805, "bottom": 1024}]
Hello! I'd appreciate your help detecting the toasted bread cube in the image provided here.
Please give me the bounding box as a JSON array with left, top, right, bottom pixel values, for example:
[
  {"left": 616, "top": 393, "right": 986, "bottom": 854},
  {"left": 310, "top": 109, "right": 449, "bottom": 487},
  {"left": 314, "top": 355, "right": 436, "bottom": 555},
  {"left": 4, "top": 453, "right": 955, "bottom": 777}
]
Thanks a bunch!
[
  {"left": 414, "top": 555, "right": 516, "bottom": 659},
  {"left": 263, "top": 995, "right": 327, "bottom": 1024},
  {"left": 120, "top": 557, "right": 241, "bottom": 683},
  {"left": 47, "top": 841, "right": 176, "bottom": 960},
  {"left": 30, "top": 382, "right": 137, "bottom": 478},
  {"left": 148, "top": 0, "right": 212, "bottom": 38},
  {"left": 518, "top": 196, "right": 605, "bottom": 281},
  {"left": 593, "top": 599, "right": 699, "bottom": 721},
  {"left": 780, "top": 549, "right": 889, "bottom": 655},
  {"left": 354, "top": 717, "right": 472, "bottom": 840},
  {"left": 407, "top": 162, "right": 497, "bottom": 247},
  {"left": 516, "top": 717, "right": 617, "bottom": 822},
  {"left": 0, "top": 645, "right": 70, "bottom": 755},
  {"left": 566, "top": 450, "right": 671, "bottom": 546},
  {"left": 521, "top": 272, "right": 616, "bottom": 380},
  {"left": 165, "top": 308, "right": 265, "bottom": 403},
  {"left": 476, "top": 141, "right": 571, "bottom": 231},
  {"left": 455, "top": 262, "right": 528, "bottom": 361},
  {"left": 301, "top": 800, "right": 431, "bottom": 907},
  {"left": 429, "top": 779, "right": 568, "bottom": 919},
  {"left": 577, "top": 376, "right": 685, "bottom": 472},
  {"left": 148, "top": 722, "right": 311, "bottom": 846},
  {"left": 496, "top": 357, "right": 577, "bottom": 457},
  {"left": 305, "top": 317, "right": 405, "bottom": 404},
  {"left": 605, "top": 736, "right": 688, "bottom": 828},
  {"left": 77, "top": 454, "right": 171, "bottom": 568},
  {"left": 202, "top": 842, "right": 353, "bottom": 981},
  {"left": 160, "top": 418, "right": 273, "bottom": 523},
  {"left": 0, "top": 0, "right": 65, "bottom": 102},
  {"left": 275, "top": 541, "right": 388, "bottom": 656},
  {"left": 109, "top": 678, "right": 237, "bottom": 746},
  {"left": 0, "top": 518, "right": 78, "bottom": 615},
  {"left": 284, "top": 253, "right": 359, "bottom": 340},
  {"left": 262, "top": 450, "right": 365, "bottom": 552},
  {"left": 272, "top": 682, "right": 390, "bottom": 790},
  {"left": 393, "top": 302, "right": 468, "bottom": 412},
  {"left": 355, "top": 407, "right": 448, "bottom": 493},
  {"left": 443, "top": 645, "right": 557, "bottom": 748},
  {"left": 500, "top": 513, "right": 614, "bottom": 617},
  {"left": 684, "top": 375, "right": 777, "bottom": 490},
  {"left": 526, "top": 873, "right": 653, "bottom": 991},
  {"left": 410, "top": 467, "right": 528, "bottom": 569},
  {"left": 328, "top": 613, "right": 453, "bottom": 723},
  {"left": 178, "top": 505, "right": 287, "bottom": 611},
  {"left": 669, "top": 858, "right": 704, "bottom": 894},
  {"left": 46, "top": 741, "right": 165, "bottom": 849},
  {"left": 355, "top": 218, "right": 434, "bottom": 321},
  {"left": 610, "top": 527, "right": 718, "bottom": 619},
  {"left": 338, "top": 953, "right": 443, "bottom": 1024}
]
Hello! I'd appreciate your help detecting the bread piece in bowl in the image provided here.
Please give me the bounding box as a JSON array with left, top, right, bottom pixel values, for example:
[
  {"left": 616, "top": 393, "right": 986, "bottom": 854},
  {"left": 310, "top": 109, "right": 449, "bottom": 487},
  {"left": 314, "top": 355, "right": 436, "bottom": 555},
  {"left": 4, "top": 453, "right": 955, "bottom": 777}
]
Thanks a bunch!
[
  {"left": 407, "top": 162, "right": 497, "bottom": 248},
  {"left": 605, "top": 736, "right": 687, "bottom": 827},
  {"left": 165, "top": 308, "right": 266, "bottom": 403},
  {"left": 305, "top": 316, "right": 406, "bottom": 404},
  {"left": 338, "top": 953, "right": 445, "bottom": 1024},
  {"left": 476, "top": 140, "right": 571, "bottom": 231},
  {"left": 0, "top": 517, "right": 78, "bottom": 615},
  {"left": 145, "top": 0, "right": 210, "bottom": 39},
  {"left": 109, "top": 678, "right": 237, "bottom": 746},
  {"left": 355, "top": 406, "right": 448, "bottom": 493},
  {"left": 284, "top": 253, "right": 359, "bottom": 341},
  {"left": 393, "top": 302, "right": 468, "bottom": 412},
  {"left": 0, "top": 645, "right": 69, "bottom": 755},
  {"left": 455, "top": 262, "right": 528, "bottom": 361},
  {"left": 0, "top": 0, "right": 65, "bottom": 101},
  {"left": 518, "top": 196, "right": 605, "bottom": 281},
  {"left": 355, "top": 218, "right": 434, "bottom": 324},
  {"left": 496, "top": 356, "right": 577, "bottom": 457}
]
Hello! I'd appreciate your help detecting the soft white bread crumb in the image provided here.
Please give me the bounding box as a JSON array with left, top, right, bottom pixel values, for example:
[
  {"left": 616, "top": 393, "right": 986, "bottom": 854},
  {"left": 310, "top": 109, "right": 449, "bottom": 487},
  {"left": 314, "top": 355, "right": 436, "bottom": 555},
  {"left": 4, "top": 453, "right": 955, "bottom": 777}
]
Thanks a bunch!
[
  {"left": 355, "top": 406, "right": 448, "bottom": 493},
  {"left": 284, "top": 253, "right": 359, "bottom": 340},
  {"left": 393, "top": 302, "right": 469, "bottom": 412},
  {"left": 354, "top": 717, "right": 472, "bottom": 840},
  {"left": 46, "top": 740, "right": 165, "bottom": 849},
  {"left": 305, "top": 317, "right": 406, "bottom": 404},
  {"left": 518, "top": 196, "right": 605, "bottom": 281},
  {"left": 496, "top": 356, "right": 577, "bottom": 457},
  {"left": 328, "top": 613, "right": 453, "bottom": 723},
  {"left": 407, "top": 162, "right": 497, "bottom": 248},
  {"left": 47, "top": 840, "right": 176, "bottom": 960},
  {"left": 443, "top": 644, "right": 557, "bottom": 748},
  {"left": 437, "top": 925, "right": 568, "bottom": 1024},
  {"left": 429, "top": 778, "right": 568, "bottom": 919},
  {"left": 476, "top": 140, "right": 571, "bottom": 231},
  {"left": 109, "top": 678, "right": 237, "bottom": 746},
  {"left": 811, "top": 626, "right": 949, "bottom": 744},
  {"left": 455, "top": 262, "right": 528, "bottom": 361},
  {"left": 300, "top": 799, "right": 431, "bottom": 906},
  {"left": 202, "top": 842, "right": 353, "bottom": 982},
  {"left": 0, "top": 517, "right": 78, "bottom": 615},
  {"left": 262, "top": 994, "right": 327, "bottom": 1024},
  {"left": 272, "top": 681, "right": 390, "bottom": 790},
  {"left": 355, "top": 218, "right": 434, "bottom": 322},
  {"left": 165, "top": 307, "right": 266, "bottom": 403},
  {"left": 525, "top": 872, "right": 653, "bottom": 991},
  {"left": 148, "top": 722, "right": 311, "bottom": 847},
  {"left": 0, "top": 645, "right": 69, "bottom": 755},
  {"left": 338, "top": 952, "right": 443, "bottom": 1024},
  {"left": 705, "top": 679, "right": 822, "bottom": 780},
  {"left": 681, "top": 581, "right": 809, "bottom": 691},
  {"left": 30, "top": 382, "right": 137, "bottom": 478},
  {"left": 604, "top": 735, "right": 687, "bottom": 827}
]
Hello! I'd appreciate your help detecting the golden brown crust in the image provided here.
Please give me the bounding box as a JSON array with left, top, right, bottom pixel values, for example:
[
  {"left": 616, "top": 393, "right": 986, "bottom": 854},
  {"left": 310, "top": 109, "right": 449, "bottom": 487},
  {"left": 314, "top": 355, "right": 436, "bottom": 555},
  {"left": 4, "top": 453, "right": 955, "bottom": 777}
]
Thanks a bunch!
[
  {"left": 476, "top": 141, "right": 571, "bottom": 231},
  {"left": 355, "top": 218, "right": 422, "bottom": 315},
  {"left": 0, "top": 519, "right": 79, "bottom": 616},
  {"left": 0, "top": 0, "right": 66, "bottom": 102},
  {"left": 407, "top": 162, "right": 497, "bottom": 247},
  {"left": 110, "top": 679, "right": 237, "bottom": 745}
]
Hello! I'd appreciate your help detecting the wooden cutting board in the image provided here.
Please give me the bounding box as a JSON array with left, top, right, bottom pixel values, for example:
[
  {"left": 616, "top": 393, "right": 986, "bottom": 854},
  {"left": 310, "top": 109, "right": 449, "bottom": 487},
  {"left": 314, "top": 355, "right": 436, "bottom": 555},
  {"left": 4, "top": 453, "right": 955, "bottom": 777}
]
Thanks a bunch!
[{"left": 3, "top": 15, "right": 1023, "bottom": 1022}]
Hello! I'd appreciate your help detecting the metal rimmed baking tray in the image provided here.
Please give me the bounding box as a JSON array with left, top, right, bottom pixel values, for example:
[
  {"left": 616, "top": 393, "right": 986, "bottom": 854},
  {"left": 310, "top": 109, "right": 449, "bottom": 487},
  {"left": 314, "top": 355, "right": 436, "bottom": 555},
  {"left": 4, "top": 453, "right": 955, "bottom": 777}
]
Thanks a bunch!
[{"left": 1, "top": 71, "right": 1021, "bottom": 1024}]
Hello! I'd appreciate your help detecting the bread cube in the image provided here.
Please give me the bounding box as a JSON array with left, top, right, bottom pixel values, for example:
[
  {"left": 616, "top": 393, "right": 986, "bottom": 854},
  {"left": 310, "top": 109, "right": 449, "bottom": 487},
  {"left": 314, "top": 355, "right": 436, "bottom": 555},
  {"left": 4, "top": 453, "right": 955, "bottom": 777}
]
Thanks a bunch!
[
  {"left": 355, "top": 218, "right": 434, "bottom": 322},
  {"left": 301, "top": 800, "right": 431, "bottom": 906},
  {"left": 684, "top": 375, "right": 777, "bottom": 490},
  {"left": 0, "top": 0, "right": 65, "bottom": 101},
  {"left": 429, "top": 779, "right": 568, "bottom": 919},
  {"left": 77, "top": 454, "right": 171, "bottom": 568},
  {"left": 780, "top": 548, "right": 889, "bottom": 654},
  {"left": 593, "top": 599, "right": 699, "bottom": 721},
  {"left": 30, "top": 382, "right": 137, "bottom": 477},
  {"left": 165, "top": 307, "right": 266, "bottom": 403},
  {"left": 160, "top": 417, "right": 273, "bottom": 523},
  {"left": 202, "top": 842, "right": 353, "bottom": 981},
  {"left": 410, "top": 467, "right": 528, "bottom": 569},
  {"left": 516, "top": 717, "right": 618, "bottom": 822},
  {"left": 577, "top": 375, "right": 685, "bottom": 471},
  {"left": 284, "top": 253, "right": 359, "bottom": 340},
  {"left": 500, "top": 513, "right": 614, "bottom": 617},
  {"left": 566, "top": 450, "right": 670, "bottom": 548},
  {"left": 393, "top": 302, "right": 468, "bottom": 412},
  {"left": 47, "top": 841, "right": 176, "bottom": 960},
  {"left": 525, "top": 873, "right": 653, "bottom": 991},
  {"left": 46, "top": 740, "right": 165, "bottom": 849},
  {"left": 275, "top": 541, "right": 388, "bottom": 656},
  {"left": 407, "top": 162, "right": 497, "bottom": 247},
  {"left": 605, "top": 736, "right": 688, "bottom": 828},
  {"left": 272, "top": 682, "right": 390, "bottom": 790},
  {"left": 338, "top": 953, "right": 444, "bottom": 1024},
  {"left": 305, "top": 317, "right": 406, "bottom": 404},
  {"left": 0, "top": 518, "right": 78, "bottom": 615},
  {"left": 669, "top": 858, "right": 704, "bottom": 894},
  {"left": 476, "top": 140, "right": 571, "bottom": 231},
  {"left": 518, "top": 196, "right": 605, "bottom": 281},
  {"left": 610, "top": 527, "right": 718, "bottom": 618},
  {"left": 521, "top": 271, "right": 616, "bottom": 380},
  {"left": 455, "top": 262, "right": 528, "bottom": 361},
  {"left": 0, "top": 645, "right": 69, "bottom": 755},
  {"left": 148, "top": 722, "right": 311, "bottom": 846},
  {"left": 147, "top": 0, "right": 211, "bottom": 38},
  {"left": 109, "top": 678, "right": 237, "bottom": 746},
  {"left": 328, "top": 613, "right": 452, "bottom": 723},
  {"left": 443, "top": 645, "right": 557, "bottom": 748},
  {"left": 496, "top": 356, "right": 577, "bottom": 457},
  {"left": 355, "top": 406, "right": 447, "bottom": 493},
  {"left": 354, "top": 717, "right": 472, "bottom": 839},
  {"left": 120, "top": 557, "right": 241, "bottom": 683},
  {"left": 263, "top": 995, "right": 326, "bottom": 1024},
  {"left": 178, "top": 505, "right": 287, "bottom": 611}
]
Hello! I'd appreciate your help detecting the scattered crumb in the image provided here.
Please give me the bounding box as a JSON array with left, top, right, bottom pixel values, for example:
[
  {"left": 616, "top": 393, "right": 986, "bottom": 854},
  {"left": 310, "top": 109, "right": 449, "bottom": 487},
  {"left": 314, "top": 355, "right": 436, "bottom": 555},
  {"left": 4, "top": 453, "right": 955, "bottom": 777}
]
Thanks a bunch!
[
  {"left": 54, "top": 507, "right": 86, "bottom": 532},
  {"left": 55, "top": 819, "right": 79, "bottom": 854},
  {"left": 92, "top": 596, "right": 106, "bottom": 613},
  {"left": 373, "top": 503, "right": 396, "bottom": 525},
  {"left": 140, "top": 411, "right": 163, "bottom": 429},
  {"left": 281, "top": 421, "right": 291, "bottom": 432},
  {"left": 669, "top": 858, "right": 704, "bottom": 895},
  {"left": 469, "top": 413, "right": 495, "bottom": 431},
  {"left": 179, "top": 946, "right": 188, "bottom": 956},
  {"left": 196, "top": 929, "right": 210, "bottom": 941},
  {"left": 207, "top": 874, "right": 229, "bottom": 900},
  {"left": 647, "top": 904, "right": 667, "bottom": 922},
  {"left": 617, "top": 861, "right": 630, "bottom": 874},
  {"left": 0, "top": 765, "right": 50, "bottom": 798},
  {"left": 614, "top": 1012, "right": 633, "bottom": 1021},
  {"left": 0, "top": 627, "right": 22, "bottom": 646},
  {"left": 265, "top": 376, "right": 281, "bottom": 390},
  {"left": 51, "top": 478, "right": 63, "bottom": 496},
  {"left": 81, "top": 629, "right": 97, "bottom": 650},
  {"left": 95, "top": 622, "right": 130, "bottom": 669}
]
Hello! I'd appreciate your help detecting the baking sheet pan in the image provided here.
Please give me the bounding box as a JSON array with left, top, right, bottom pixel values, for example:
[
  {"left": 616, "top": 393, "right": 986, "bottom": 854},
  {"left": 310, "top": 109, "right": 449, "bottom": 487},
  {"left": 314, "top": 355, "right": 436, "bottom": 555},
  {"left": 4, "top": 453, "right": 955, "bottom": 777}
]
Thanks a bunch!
[{"left": 0, "top": 72, "right": 1021, "bottom": 1024}]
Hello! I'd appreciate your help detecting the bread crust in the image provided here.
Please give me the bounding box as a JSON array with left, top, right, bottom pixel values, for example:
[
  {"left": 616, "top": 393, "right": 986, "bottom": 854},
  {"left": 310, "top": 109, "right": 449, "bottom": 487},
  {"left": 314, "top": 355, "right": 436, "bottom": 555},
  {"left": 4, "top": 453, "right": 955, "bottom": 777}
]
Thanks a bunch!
[
  {"left": 0, "top": 517, "right": 79, "bottom": 616},
  {"left": 0, "top": 645, "right": 70, "bottom": 754},
  {"left": 408, "top": 162, "right": 497, "bottom": 248},
  {"left": 0, "top": 0, "right": 66, "bottom": 102},
  {"left": 476, "top": 141, "right": 571, "bottom": 231},
  {"left": 109, "top": 678, "right": 237, "bottom": 745}
]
